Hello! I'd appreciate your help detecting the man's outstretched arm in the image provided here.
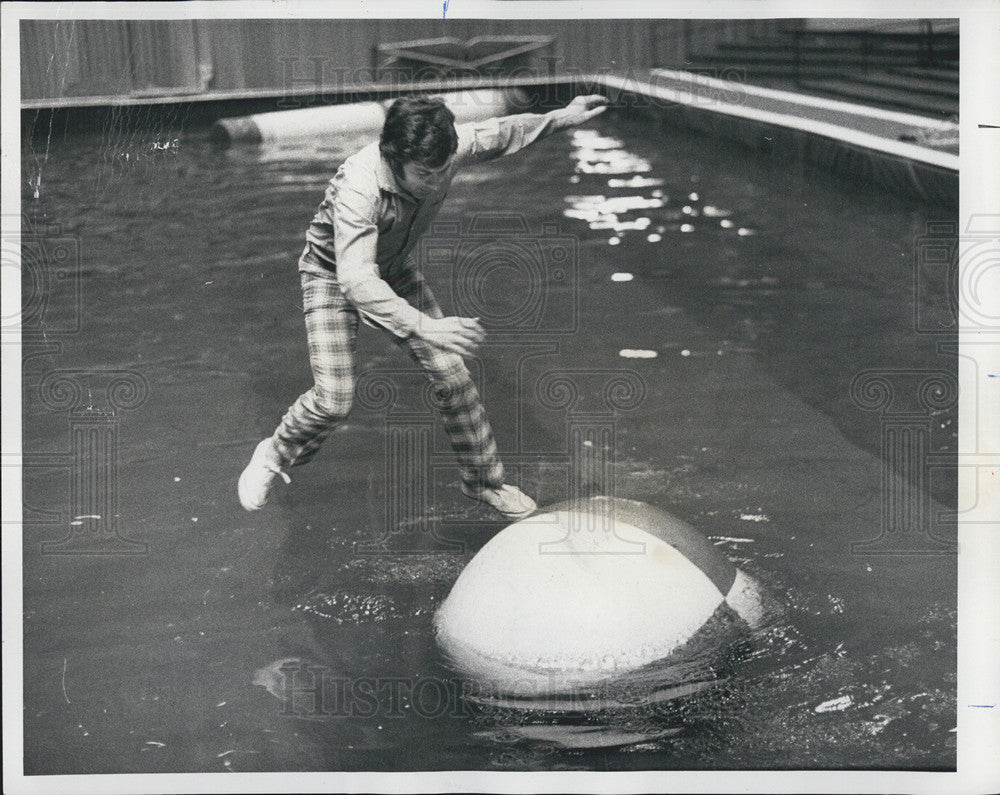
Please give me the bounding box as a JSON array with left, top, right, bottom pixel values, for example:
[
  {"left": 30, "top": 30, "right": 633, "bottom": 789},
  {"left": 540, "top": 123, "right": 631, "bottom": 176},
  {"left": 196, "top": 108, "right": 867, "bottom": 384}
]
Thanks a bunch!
[{"left": 455, "top": 95, "right": 610, "bottom": 166}]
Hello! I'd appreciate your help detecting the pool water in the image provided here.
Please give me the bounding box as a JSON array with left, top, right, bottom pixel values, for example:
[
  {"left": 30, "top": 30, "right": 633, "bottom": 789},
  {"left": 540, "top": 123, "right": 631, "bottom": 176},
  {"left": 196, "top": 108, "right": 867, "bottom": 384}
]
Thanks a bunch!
[{"left": 20, "top": 107, "right": 956, "bottom": 773}]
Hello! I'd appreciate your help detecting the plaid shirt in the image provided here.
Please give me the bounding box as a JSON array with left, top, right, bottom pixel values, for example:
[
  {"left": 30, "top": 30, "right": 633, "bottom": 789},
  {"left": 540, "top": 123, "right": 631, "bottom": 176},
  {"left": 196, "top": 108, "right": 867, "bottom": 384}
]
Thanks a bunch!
[{"left": 301, "top": 111, "right": 568, "bottom": 337}]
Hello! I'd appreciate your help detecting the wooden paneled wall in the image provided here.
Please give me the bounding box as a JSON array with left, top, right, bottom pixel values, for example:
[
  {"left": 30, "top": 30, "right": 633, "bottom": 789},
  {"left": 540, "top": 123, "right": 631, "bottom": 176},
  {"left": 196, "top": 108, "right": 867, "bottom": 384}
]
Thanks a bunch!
[{"left": 20, "top": 18, "right": 787, "bottom": 103}]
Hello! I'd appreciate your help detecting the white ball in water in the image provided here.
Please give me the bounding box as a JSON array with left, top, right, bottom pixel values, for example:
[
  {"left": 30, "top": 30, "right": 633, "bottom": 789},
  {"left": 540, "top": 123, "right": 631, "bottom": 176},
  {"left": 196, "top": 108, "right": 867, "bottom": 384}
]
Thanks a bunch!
[{"left": 433, "top": 497, "right": 767, "bottom": 696}]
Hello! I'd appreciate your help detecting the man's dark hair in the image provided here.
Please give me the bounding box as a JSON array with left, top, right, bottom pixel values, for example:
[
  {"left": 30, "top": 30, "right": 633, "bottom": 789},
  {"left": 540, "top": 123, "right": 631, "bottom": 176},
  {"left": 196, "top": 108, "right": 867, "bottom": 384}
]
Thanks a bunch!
[{"left": 379, "top": 96, "right": 459, "bottom": 171}]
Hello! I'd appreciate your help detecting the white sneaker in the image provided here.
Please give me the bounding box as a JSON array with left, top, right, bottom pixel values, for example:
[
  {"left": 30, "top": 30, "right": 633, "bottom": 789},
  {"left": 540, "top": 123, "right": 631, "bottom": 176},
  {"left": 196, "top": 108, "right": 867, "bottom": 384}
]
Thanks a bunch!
[
  {"left": 461, "top": 483, "right": 537, "bottom": 519},
  {"left": 238, "top": 438, "right": 291, "bottom": 511}
]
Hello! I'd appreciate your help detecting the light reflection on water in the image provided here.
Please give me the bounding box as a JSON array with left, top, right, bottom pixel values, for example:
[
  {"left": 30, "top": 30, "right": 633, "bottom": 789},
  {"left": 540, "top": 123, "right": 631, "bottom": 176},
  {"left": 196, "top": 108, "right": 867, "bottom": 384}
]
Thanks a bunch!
[{"left": 564, "top": 129, "right": 753, "bottom": 243}]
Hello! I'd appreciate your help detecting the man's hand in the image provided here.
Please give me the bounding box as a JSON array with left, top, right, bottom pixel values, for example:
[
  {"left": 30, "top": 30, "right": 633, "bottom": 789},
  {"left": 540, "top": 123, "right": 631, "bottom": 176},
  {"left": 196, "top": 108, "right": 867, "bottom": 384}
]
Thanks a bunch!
[
  {"left": 413, "top": 315, "right": 485, "bottom": 357},
  {"left": 558, "top": 95, "right": 611, "bottom": 128}
]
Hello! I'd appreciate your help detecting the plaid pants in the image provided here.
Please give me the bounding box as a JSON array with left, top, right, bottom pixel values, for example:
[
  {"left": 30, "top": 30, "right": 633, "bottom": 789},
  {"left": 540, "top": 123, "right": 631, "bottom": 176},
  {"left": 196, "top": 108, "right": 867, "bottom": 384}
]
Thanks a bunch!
[{"left": 271, "top": 263, "right": 505, "bottom": 490}]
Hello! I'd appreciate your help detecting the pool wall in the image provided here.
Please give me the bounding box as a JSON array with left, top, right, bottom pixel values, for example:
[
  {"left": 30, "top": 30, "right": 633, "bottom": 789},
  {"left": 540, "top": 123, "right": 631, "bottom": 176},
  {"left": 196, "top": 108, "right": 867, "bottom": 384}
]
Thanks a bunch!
[
  {"left": 597, "top": 71, "right": 957, "bottom": 206},
  {"left": 21, "top": 70, "right": 957, "bottom": 206}
]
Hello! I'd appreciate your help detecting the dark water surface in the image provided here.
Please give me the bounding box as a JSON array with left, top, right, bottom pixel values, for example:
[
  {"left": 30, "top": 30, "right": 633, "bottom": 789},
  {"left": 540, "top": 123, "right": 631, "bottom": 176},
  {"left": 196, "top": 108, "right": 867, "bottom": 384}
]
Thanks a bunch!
[{"left": 21, "top": 110, "right": 956, "bottom": 773}]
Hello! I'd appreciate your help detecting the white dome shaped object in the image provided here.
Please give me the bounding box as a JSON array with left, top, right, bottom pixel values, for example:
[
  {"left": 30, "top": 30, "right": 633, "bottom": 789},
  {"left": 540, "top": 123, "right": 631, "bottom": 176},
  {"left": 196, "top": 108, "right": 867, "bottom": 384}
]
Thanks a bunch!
[{"left": 434, "top": 497, "right": 768, "bottom": 696}]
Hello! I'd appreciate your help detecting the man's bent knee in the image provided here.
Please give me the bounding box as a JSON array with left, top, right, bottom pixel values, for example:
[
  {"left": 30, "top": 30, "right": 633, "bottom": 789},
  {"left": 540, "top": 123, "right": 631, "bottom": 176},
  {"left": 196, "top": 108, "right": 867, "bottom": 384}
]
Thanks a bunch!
[
  {"left": 428, "top": 370, "right": 477, "bottom": 411},
  {"left": 310, "top": 387, "right": 354, "bottom": 420}
]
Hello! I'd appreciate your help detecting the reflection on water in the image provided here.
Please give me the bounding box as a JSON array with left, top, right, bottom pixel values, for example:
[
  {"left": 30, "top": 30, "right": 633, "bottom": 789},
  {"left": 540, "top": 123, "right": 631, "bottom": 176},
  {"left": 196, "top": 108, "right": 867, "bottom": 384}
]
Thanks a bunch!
[
  {"left": 221, "top": 132, "right": 376, "bottom": 165},
  {"left": 564, "top": 129, "right": 753, "bottom": 245},
  {"left": 479, "top": 724, "right": 684, "bottom": 750},
  {"left": 570, "top": 129, "right": 653, "bottom": 174}
]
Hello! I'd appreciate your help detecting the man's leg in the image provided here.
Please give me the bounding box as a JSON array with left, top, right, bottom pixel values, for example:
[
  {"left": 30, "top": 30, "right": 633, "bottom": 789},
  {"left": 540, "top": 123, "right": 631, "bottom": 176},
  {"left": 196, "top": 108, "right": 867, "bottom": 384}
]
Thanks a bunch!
[
  {"left": 238, "top": 272, "right": 358, "bottom": 510},
  {"left": 273, "top": 272, "right": 359, "bottom": 467},
  {"left": 390, "top": 268, "right": 534, "bottom": 517}
]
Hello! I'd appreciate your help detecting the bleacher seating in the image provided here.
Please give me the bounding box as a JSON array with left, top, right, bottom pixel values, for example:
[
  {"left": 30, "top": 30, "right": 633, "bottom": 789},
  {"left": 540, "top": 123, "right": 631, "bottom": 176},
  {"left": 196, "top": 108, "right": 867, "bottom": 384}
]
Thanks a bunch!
[{"left": 684, "top": 20, "right": 958, "bottom": 119}]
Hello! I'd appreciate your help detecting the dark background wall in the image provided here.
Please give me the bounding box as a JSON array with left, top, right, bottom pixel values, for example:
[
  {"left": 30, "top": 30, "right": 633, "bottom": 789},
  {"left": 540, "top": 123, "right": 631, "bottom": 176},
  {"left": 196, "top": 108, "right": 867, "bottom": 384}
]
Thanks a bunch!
[{"left": 20, "top": 19, "right": 787, "bottom": 104}]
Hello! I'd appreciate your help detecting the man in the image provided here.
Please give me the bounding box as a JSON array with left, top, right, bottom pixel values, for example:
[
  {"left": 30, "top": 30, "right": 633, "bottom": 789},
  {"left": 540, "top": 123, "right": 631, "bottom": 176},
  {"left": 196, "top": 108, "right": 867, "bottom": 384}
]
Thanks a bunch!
[{"left": 238, "top": 92, "right": 609, "bottom": 518}]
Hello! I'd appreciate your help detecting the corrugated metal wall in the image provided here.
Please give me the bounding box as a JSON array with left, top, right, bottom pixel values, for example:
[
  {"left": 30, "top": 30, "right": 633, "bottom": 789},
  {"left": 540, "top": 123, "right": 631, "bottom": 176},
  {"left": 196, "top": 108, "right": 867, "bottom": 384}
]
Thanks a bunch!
[{"left": 20, "top": 18, "right": 786, "bottom": 103}]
